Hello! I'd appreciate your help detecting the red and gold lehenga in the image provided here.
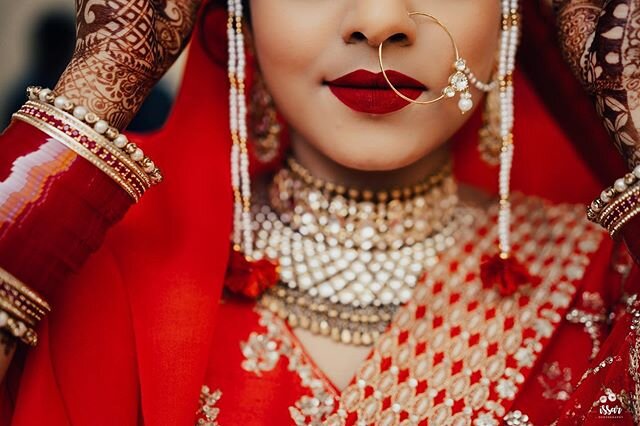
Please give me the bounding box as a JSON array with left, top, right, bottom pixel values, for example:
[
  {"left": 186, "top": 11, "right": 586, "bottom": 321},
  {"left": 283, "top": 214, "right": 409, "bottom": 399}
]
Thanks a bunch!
[{"left": 1, "top": 3, "right": 640, "bottom": 426}]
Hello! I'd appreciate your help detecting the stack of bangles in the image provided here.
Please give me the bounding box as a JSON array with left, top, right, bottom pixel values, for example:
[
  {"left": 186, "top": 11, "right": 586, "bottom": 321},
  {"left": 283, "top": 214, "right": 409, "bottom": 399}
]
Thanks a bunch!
[
  {"left": 14, "top": 86, "right": 163, "bottom": 202},
  {"left": 0, "top": 86, "right": 164, "bottom": 346},
  {"left": 0, "top": 268, "right": 50, "bottom": 346},
  {"left": 587, "top": 164, "right": 640, "bottom": 238}
]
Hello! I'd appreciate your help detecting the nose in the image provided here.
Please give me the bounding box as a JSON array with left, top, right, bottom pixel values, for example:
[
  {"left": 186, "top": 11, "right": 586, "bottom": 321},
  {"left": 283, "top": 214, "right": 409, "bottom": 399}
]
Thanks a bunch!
[{"left": 341, "top": 0, "right": 417, "bottom": 48}]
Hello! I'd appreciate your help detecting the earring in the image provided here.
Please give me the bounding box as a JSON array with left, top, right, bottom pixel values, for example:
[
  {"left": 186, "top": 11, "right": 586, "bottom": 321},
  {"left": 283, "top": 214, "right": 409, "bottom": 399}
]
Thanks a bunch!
[{"left": 249, "top": 71, "right": 281, "bottom": 163}]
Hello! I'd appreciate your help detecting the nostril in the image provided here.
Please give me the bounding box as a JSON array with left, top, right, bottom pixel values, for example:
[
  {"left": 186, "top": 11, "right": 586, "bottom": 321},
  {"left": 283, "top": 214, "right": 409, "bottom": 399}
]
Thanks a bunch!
[
  {"left": 346, "top": 31, "right": 409, "bottom": 45},
  {"left": 350, "top": 32, "right": 367, "bottom": 42},
  {"left": 388, "top": 33, "right": 408, "bottom": 44}
]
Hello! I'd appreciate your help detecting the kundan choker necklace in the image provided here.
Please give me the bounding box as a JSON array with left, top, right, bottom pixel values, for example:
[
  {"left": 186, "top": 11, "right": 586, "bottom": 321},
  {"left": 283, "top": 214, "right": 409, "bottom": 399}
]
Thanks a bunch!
[{"left": 251, "top": 158, "right": 466, "bottom": 346}]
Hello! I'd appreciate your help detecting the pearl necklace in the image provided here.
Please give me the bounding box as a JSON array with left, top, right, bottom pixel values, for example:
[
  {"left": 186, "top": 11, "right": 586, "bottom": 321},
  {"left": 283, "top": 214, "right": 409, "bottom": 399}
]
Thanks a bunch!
[{"left": 252, "top": 160, "right": 470, "bottom": 345}]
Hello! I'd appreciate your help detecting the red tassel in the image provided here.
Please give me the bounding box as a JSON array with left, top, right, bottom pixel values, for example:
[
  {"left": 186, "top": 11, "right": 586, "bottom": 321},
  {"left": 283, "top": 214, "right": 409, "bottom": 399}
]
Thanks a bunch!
[
  {"left": 480, "top": 255, "right": 537, "bottom": 296},
  {"left": 225, "top": 248, "right": 279, "bottom": 299}
]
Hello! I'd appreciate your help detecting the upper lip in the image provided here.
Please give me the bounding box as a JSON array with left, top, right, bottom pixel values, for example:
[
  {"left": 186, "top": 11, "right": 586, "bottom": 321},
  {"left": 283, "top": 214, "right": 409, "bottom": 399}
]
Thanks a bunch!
[{"left": 326, "top": 69, "right": 427, "bottom": 90}]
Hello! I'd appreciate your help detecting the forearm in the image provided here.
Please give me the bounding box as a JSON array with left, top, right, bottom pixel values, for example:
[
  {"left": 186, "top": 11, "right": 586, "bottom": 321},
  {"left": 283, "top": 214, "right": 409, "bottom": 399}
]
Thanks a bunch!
[
  {"left": 54, "top": 0, "right": 200, "bottom": 130},
  {"left": 0, "top": 0, "right": 199, "bottom": 387},
  {"left": 0, "top": 331, "right": 17, "bottom": 383},
  {"left": 552, "top": 0, "right": 640, "bottom": 259},
  {"left": 0, "top": 118, "right": 135, "bottom": 298},
  {"left": 0, "top": 87, "right": 162, "bottom": 382}
]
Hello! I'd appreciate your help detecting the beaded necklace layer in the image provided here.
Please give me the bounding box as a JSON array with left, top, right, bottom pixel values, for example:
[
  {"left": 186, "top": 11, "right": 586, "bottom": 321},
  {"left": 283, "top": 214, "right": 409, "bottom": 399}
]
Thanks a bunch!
[{"left": 250, "top": 159, "right": 468, "bottom": 346}]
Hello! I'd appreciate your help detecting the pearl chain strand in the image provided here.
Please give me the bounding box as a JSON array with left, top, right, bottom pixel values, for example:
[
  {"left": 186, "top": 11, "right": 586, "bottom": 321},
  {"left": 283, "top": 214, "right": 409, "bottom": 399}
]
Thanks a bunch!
[
  {"left": 228, "top": 0, "right": 254, "bottom": 257},
  {"left": 227, "top": 1, "right": 520, "bottom": 261},
  {"left": 497, "top": 0, "right": 519, "bottom": 258}
]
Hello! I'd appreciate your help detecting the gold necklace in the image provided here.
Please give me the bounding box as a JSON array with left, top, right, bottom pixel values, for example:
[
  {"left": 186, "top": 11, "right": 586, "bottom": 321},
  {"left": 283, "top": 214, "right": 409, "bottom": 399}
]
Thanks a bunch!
[{"left": 252, "top": 158, "right": 467, "bottom": 346}]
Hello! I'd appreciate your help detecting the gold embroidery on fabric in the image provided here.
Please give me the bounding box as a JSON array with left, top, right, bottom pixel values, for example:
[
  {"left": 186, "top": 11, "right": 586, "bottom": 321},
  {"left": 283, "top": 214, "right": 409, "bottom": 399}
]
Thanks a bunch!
[
  {"left": 503, "top": 410, "right": 533, "bottom": 426},
  {"left": 196, "top": 385, "right": 222, "bottom": 426},
  {"left": 565, "top": 292, "right": 607, "bottom": 360},
  {"left": 538, "top": 362, "right": 573, "bottom": 402},
  {"left": 239, "top": 196, "right": 604, "bottom": 425},
  {"left": 575, "top": 356, "right": 618, "bottom": 389},
  {"left": 626, "top": 295, "right": 640, "bottom": 422},
  {"left": 241, "top": 310, "right": 338, "bottom": 425}
]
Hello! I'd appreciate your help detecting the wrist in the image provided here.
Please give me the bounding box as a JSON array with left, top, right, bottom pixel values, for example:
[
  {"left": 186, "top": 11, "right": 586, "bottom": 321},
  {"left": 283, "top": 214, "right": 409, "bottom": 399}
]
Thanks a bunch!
[{"left": 54, "top": 56, "right": 155, "bottom": 130}]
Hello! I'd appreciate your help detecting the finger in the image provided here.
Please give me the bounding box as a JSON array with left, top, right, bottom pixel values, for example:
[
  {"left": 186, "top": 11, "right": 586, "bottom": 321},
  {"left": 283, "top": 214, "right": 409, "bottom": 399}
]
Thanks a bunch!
[
  {"left": 152, "top": 0, "right": 202, "bottom": 63},
  {"left": 553, "top": 0, "right": 604, "bottom": 85}
]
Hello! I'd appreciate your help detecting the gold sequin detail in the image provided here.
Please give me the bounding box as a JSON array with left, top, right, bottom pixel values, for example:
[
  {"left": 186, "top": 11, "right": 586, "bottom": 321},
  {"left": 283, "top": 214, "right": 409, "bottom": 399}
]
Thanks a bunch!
[
  {"left": 240, "top": 195, "right": 604, "bottom": 425},
  {"left": 196, "top": 386, "right": 222, "bottom": 426}
]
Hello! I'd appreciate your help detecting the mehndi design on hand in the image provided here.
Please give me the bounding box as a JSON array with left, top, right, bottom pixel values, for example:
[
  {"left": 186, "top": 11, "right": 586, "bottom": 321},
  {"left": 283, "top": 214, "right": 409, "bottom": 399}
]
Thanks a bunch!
[
  {"left": 554, "top": 0, "right": 640, "bottom": 168},
  {"left": 55, "top": 0, "right": 201, "bottom": 129}
]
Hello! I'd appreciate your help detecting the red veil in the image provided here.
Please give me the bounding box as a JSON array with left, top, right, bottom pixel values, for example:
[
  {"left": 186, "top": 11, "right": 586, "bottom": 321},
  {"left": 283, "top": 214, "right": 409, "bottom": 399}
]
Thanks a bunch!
[{"left": 1, "top": 1, "right": 630, "bottom": 425}]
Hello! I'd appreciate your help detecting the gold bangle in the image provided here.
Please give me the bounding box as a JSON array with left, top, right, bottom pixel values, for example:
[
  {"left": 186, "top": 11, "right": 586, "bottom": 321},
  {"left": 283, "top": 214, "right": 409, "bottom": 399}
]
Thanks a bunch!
[
  {"left": 0, "top": 297, "right": 33, "bottom": 326},
  {"left": 16, "top": 102, "right": 150, "bottom": 198},
  {"left": 0, "top": 267, "right": 49, "bottom": 346},
  {"left": 599, "top": 183, "right": 640, "bottom": 230},
  {"left": 26, "top": 86, "right": 163, "bottom": 185},
  {"left": 29, "top": 101, "right": 152, "bottom": 189},
  {"left": 13, "top": 110, "right": 144, "bottom": 202},
  {"left": 611, "top": 205, "right": 640, "bottom": 238},
  {"left": 0, "top": 267, "right": 50, "bottom": 314},
  {"left": 0, "top": 310, "right": 38, "bottom": 346},
  {"left": 588, "top": 168, "right": 640, "bottom": 223},
  {"left": 0, "top": 287, "right": 46, "bottom": 322}
]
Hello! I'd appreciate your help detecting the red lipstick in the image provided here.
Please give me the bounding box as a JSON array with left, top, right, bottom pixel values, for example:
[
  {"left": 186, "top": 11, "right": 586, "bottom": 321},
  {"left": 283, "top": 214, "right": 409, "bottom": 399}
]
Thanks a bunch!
[{"left": 326, "top": 69, "right": 426, "bottom": 114}]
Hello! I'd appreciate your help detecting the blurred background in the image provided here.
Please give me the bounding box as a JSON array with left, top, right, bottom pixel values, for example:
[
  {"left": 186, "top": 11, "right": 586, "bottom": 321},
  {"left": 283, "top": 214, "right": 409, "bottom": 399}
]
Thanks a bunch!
[{"left": 0, "top": 0, "right": 187, "bottom": 132}]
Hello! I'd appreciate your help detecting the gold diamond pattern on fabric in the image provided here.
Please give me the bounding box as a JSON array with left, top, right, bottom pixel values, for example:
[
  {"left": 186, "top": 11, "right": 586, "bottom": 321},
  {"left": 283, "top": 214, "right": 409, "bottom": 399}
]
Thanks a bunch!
[{"left": 238, "top": 195, "right": 604, "bottom": 425}]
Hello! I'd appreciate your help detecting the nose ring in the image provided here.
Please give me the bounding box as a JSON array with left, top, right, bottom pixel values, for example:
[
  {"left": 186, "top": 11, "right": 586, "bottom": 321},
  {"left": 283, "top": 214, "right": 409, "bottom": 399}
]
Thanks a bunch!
[{"left": 378, "top": 12, "right": 494, "bottom": 114}]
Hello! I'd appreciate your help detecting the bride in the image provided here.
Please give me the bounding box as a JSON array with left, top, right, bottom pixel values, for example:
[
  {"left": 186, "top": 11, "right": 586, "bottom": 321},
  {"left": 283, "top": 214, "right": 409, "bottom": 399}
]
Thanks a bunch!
[{"left": 0, "top": 0, "right": 639, "bottom": 424}]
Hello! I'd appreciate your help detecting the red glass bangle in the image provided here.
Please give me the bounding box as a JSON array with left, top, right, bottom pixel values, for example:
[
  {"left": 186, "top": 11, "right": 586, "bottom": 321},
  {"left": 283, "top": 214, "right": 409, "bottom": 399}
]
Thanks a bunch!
[
  {"left": 0, "top": 119, "right": 133, "bottom": 300},
  {"left": 622, "top": 214, "right": 640, "bottom": 266}
]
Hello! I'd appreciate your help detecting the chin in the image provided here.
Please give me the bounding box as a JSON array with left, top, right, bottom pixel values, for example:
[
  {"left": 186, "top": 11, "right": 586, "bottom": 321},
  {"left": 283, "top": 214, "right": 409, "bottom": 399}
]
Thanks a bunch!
[{"left": 324, "top": 137, "right": 430, "bottom": 172}]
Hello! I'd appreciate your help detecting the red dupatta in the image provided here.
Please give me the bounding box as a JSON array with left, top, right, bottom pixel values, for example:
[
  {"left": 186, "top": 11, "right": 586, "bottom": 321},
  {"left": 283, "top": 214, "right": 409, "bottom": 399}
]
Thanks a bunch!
[{"left": 2, "top": 1, "right": 630, "bottom": 425}]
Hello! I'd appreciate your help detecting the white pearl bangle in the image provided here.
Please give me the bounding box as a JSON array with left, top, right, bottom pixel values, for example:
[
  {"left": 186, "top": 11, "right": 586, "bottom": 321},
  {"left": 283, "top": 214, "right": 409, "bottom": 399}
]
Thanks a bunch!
[
  {"left": 26, "top": 86, "right": 163, "bottom": 184},
  {"left": 587, "top": 164, "right": 640, "bottom": 223}
]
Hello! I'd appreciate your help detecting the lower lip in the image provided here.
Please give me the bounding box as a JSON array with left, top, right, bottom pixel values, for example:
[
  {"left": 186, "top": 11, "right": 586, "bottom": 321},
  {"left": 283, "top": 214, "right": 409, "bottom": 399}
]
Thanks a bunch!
[{"left": 328, "top": 86, "right": 424, "bottom": 114}]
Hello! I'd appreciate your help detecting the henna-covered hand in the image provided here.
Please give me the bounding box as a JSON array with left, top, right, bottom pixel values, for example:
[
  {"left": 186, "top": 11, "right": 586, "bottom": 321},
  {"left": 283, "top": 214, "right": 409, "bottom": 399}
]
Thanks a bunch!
[
  {"left": 554, "top": 0, "right": 640, "bottom": 169},
  {"left": 55, "top": 0, "right": 201, "bottom": 129}
]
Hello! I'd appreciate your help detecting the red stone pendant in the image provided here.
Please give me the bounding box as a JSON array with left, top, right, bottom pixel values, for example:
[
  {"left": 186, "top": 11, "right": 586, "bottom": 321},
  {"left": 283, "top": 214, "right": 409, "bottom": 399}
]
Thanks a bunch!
[
  {"left": 225, "top": 248, "right": 279, "bottom": 299},
  {"left": 480, "top": 255, "right": 537, "bottom": 296}
]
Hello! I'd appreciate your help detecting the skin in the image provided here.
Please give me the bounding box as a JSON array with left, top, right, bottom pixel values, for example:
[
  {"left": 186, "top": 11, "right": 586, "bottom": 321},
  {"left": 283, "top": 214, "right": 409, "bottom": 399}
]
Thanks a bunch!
[
  {"left": 55, "top": 0, "right": 200, "bottom": 129},
  {"left": 0, "top": 0, "right": 201, "bottom": 383},
  {"left": 250, "top": 0, "right": 500, "bottom": 188},
  {"left": 0, "top": 331, "right": 17, "bottom": 381},
  {"left": 553, "top": 0, "right": 640, "bottom": 262},
  {"left": 554, "top": 0, "right": 640, "bottom": 169},
  {"left": 249, "top": 0, "right": 501, "bottom": 387}
]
